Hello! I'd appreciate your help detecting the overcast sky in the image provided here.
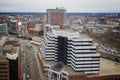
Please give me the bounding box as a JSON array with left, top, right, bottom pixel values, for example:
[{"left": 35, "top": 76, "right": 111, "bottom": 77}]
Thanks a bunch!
[{"left": 0, "top": 0, "right": 120, "bottom": 12}]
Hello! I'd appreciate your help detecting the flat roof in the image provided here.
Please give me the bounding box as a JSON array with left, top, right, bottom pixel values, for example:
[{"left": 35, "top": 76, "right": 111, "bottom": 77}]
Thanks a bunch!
[
  {"left": 2, "top": 45, "right": 12, "bottom": 51},
  {"left": 27, "top": 19, "right": 43, "bottom": 23},
  {"left": 6, "top": 46, "right": 19, "bottom": 60},
  {"left": 0, "top": 54, "right": 6, "bottom": 60},
  {"left": 32, "top": 37, "right": 43, "bottom": 43},
  {"left": 10, "top": 20, "right": 17, "bottom": 22},
  {"left": 0, "top": 45, "right": 19, "bottom": 60},
  {"left": 72, "top": 34, "right": 92, "bottom": 41},
  {"left": 5, "top": 37, "right": 19, "bottom": 44},
  {"left": 0, "top": 37, "right": 6, "bottom": 46},
  {"left": 48, "top": 29, "right": 91, "bottom": 40}
]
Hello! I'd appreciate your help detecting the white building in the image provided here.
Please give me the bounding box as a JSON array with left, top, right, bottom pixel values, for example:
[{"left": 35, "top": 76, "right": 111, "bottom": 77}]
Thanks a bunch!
[{"left": 40, "top": 29, "right": 100, "bottom": 74}]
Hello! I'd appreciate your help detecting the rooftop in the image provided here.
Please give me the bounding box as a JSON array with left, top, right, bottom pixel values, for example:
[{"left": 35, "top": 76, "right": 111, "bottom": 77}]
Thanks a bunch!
[
  {"left": 48, "top": 29, "right": 91, "bottom": 39},
  {"left": 0, "top": 54, "right": 6, "bottom": 61},
  {"left": 10, "top": 20, "right": 17, "bottom": 22},
  {"left": 2, "top": 45, "right": 12, "bottom": 51},
  {"left": 27, "top": 19, "right": 43, "bottom": 23},
  {"left": 5, "top": 37, "right": 19, "bottom": 44},
  {"left": 0, "top": 45, "right": 19, "bottom": 60},
  {"left": 51, "top": 62, "right": 64, "bottom": 72},
  {"left": 32, "top": 36, "right": 43, "bottom": 43},
  {"left": 0, "top": 37, "right": 6, "bottom": 46}
]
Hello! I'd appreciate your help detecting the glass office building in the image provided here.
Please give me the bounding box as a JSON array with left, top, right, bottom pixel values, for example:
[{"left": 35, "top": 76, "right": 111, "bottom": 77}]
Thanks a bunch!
[{"left": 0, "top": 23, "right": 9, "bottom": 36}]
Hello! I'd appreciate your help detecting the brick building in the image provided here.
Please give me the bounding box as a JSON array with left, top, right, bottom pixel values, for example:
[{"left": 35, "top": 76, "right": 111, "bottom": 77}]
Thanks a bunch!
[
  {"left": 0, "top": 37, "right": 21, "bottom": 80},
  {"left": 27, "top": 19, "right": 43, "bottom": 29},
  {"left": 46, "top": 7, "right": 66, "bottom": 29},
  {"left": 0, "top": 15, "right": 10, "bottom": 26},
  {"left": 28, "top": 24, "right": 43, "bottom": 36},
  {"left": 0, "top": 56, "right": 9, "bottom": 80}
]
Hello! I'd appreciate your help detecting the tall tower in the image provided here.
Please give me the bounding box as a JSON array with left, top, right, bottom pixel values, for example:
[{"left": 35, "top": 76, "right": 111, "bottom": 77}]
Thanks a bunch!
[{"left": 46, "top": 7, "right": 66, "bottom": 29}]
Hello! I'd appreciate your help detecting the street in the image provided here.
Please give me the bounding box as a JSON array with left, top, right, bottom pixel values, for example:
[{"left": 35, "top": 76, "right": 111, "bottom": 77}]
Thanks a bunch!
[{"left": 21, "top": 39, "right": 41, "bottom": 80}]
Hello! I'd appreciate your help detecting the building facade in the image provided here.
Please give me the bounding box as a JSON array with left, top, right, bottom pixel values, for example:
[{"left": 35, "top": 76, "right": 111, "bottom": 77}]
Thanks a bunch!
[
  {"left": 0, "top": 37, "right": 21, "bottom": 80},
  {"left": 28, "top": 24, "right": 43, "bottom": 36},
  {"left": 27, "top": 19, "right": 43, "bottom": 29},
  {"left": 46, "top": 7, "right": 66, "bottom": 29},
  {"left": 0, "top": 57, "right": 9, "bottom": 80},
  {"left": 67, "top": 38, "right": 100, "bottom": 74},
  {"left": 9, "top": 20, "right": 18, "bottom": 34},
  {"left": 0, "top": 23, "right": 9, "bottom": 36}
]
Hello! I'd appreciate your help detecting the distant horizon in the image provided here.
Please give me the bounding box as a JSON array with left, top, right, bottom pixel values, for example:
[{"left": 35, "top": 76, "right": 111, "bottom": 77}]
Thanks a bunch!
[{"left": 0, "top": 11, "right": 120, "bottom": 13}]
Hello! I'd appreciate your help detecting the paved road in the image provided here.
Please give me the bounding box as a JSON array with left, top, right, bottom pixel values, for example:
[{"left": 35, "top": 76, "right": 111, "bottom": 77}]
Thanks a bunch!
[
  {"left": 22, "top": 43, "right": 31, "bottom": 80},
  {"left": 31, "top": 47, "right": 41, "bottom": 80},
  {"left": 21, "top": 40, "right": 40, "bottom": 80}
]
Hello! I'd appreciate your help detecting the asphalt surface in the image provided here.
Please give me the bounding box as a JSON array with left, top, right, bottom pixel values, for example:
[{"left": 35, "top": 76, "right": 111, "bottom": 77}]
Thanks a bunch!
[
  {"left": 22, "top": 44, "right": 31, "bottom": 80},
  {"left": 30, "top": 47, "right": 41, "bottom": 80},
  {"left": 21, "top": 40, "right": 40, "bottom": 80}
]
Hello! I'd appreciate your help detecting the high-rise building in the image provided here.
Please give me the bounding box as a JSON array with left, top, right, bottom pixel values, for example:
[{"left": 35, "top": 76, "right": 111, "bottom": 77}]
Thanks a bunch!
[
  {"left": 0, "top": 45, "right": 19, "bottom": 80},
  {"left": 38, "top": 29, "right": 120, "bottom": 80},
  {"left": 40, "top": 29, "right": 100, "bottom": 74},
  {"left": 46, "top": 7, "right": 66, "bottom": 29},
  {"left": 9, "top": 20, "right": 18, "bottom": 34},
  {"left": 0, "top": 37, "right": 21, "bottom": 80},
  {"left": 0, "top": 23, "right": 9, "bottom": 36}
]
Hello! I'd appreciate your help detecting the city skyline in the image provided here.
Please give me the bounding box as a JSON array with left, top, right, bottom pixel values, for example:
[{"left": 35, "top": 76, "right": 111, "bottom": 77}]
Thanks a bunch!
[
  {"left": 0, "top": 0, "right": 120, "bottom": 12},
  {"left": 1, "top": 6, "right": 120, "bottom": 80}
]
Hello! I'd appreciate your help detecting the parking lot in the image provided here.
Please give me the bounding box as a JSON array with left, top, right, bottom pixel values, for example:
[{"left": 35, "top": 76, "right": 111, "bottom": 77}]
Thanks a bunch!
[{"left": 97, "top": 45, "right": 120, "bottom": 55}]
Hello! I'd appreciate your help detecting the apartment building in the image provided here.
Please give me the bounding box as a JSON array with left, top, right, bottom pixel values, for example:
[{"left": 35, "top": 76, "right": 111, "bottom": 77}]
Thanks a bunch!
[
  {"left": 46, "top": 7, "right": 66, "bottom": 29},
  {"left": 0, "top": 56, "right": 9, "bottom": 80}
]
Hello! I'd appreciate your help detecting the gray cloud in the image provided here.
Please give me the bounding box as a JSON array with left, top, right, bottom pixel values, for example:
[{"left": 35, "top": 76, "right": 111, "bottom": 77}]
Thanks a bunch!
[{"left": 0, "top": 0, "right": 120, "bottom": 12}]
